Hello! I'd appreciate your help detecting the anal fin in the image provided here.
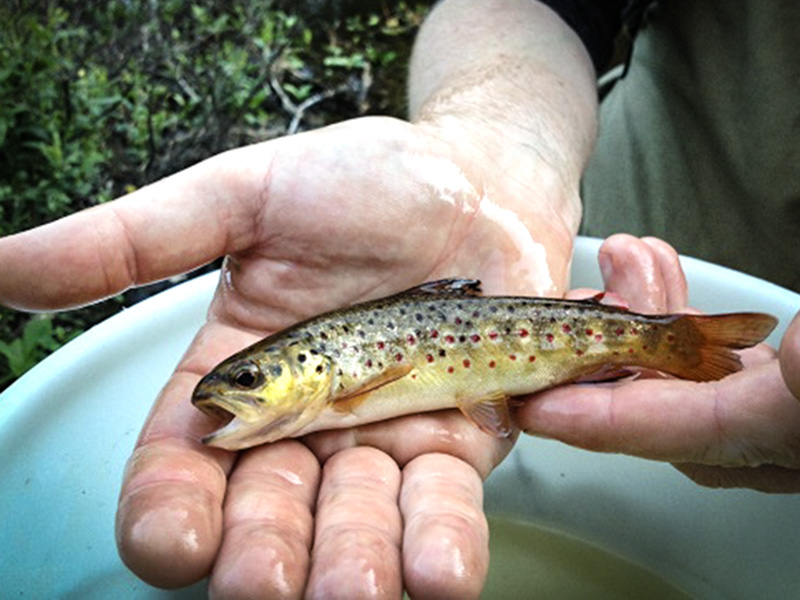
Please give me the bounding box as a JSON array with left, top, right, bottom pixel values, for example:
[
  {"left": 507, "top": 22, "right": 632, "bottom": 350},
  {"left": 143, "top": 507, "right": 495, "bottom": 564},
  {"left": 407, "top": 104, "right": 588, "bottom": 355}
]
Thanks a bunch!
[{"left": 456, "top": 391, "right": 513, "bottom": 437}]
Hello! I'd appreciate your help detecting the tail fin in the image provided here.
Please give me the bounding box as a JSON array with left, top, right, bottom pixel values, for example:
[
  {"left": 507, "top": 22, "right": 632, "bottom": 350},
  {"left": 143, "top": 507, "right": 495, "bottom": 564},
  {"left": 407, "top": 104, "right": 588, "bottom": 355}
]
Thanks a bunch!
[{"left": 669, "top": 313, "right": 778, "bottom": 381}]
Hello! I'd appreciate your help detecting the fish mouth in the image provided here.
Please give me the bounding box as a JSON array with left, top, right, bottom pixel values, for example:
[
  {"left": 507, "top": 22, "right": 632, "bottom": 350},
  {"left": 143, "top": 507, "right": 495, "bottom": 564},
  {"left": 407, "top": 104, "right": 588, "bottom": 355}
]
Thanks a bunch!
[
  {"left": 192, "top": 392, "right": 258, "bottom": 448},
  {"left": 192, "top": 391, "right": 305, "bottom": 451}
]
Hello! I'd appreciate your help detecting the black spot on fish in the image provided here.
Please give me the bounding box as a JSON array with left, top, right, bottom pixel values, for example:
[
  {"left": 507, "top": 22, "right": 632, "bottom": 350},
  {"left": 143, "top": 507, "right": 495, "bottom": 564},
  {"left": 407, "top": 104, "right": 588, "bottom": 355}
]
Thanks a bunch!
[
  {"left": 367, "top": 318, "right": 375, "bottom": 326},
  {"left": 357, "top": 330, "right": 367, "bottom": 339},
  {"left": 342, "top": 325, "right": 350, "bottom": 334},
  {"left": 309, "top": 349, "right": 319, "bottom": 355},
  {"left": 315, "top": 365, "right": 324, "bottom": 374},
  {"left": 320, "top": 332, "right": 329, "bottom": 340},
  {"left": 298, "top": 353, "right": 307, "bottom": 363},
  {"left": 489, "top": 305, "right": 499, "bottom": 314},
  {"left": 386, "top": 321, "right": 396, "bottom": 330},
  {"left": 439, "top": 349, "right": 446, "bottom": 357},
  {"left": 399, "top": 308, "right": 407, "bottom": 316},
  {"left": 507, "top": 305, "right": 516, "bottom": 313},
  {"left": 415, "top": 313, "right": 424, "bottom": 322}
]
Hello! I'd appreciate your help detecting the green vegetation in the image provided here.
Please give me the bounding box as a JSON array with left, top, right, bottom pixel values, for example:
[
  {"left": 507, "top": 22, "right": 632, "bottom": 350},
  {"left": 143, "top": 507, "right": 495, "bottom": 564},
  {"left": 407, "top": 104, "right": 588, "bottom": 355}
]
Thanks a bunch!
[{"left": 0, "top": 0, "right": 431, "bottom": 390}]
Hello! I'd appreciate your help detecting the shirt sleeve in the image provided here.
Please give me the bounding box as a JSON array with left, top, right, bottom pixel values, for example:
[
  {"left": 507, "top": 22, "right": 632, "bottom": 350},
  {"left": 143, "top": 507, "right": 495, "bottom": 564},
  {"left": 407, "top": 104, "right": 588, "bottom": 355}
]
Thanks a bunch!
[{"left": 535, "top": 0, "right": 629, "bottom": 71}]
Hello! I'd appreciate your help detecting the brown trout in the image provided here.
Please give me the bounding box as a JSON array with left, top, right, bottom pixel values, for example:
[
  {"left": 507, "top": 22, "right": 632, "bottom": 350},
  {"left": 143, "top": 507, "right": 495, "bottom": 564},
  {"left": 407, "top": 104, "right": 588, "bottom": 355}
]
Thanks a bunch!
[{"left": 192, "top": 279, "right": 777, "bottom": 450}]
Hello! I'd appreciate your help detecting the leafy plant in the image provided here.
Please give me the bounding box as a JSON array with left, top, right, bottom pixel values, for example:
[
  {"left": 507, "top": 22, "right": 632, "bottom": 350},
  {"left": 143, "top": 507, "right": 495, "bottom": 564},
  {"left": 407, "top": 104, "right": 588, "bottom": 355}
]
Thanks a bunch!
[
  {"left": 0, "top": 317, "right": 82, "bottom": 387},
  {"left": 0, "top": 0, "right": 432, "bottom": 391}
]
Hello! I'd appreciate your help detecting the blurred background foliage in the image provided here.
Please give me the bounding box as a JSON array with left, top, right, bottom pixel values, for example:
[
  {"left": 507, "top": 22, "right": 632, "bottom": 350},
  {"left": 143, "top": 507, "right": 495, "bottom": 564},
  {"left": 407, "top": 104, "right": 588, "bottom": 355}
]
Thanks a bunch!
[{"left": 0, "top": 0, "right": 432, "bottom": 390}]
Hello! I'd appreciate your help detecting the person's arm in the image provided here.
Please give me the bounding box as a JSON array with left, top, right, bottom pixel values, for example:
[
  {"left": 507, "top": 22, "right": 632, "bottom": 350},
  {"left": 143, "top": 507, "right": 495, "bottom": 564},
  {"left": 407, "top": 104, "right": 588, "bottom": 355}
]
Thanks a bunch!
[{"left": 407, "top": 0, "right": 600, "bottom": 294}]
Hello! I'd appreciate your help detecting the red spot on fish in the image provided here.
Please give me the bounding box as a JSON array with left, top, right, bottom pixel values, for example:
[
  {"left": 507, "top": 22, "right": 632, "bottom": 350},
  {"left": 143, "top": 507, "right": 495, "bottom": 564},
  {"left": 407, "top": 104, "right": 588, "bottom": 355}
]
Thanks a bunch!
[
  {"left": 445, "top": 335, "right": 456, "bottom": 344},
  {"left": 594, "top": 334, "right": 604, "bottom": 342},
  {"left": 630, "top": 328, "right": 639, "bottom": 335},
  {"left": 488, "top": 332, "right": 499, "bottom": 340},
  {"left": 546, "top": 333, "right": 555, "bottom": 343},
  {"left": 519, "top": 328, "right": 529, "bottom": 338},
  {"left": 447, "top": 366, "right": 455, "bottom": 374},
  {"left": 667, "top": 334, "right": 676, "bottom": 342},
  {"left": 463, "top": 359, "right": 471, "bottom": 368},
  {"left": 585, "top": 328, "right": 594, "bottom": 336},
  {"left": 470, "top": 334, "right": 481, "bottom": 343},
  {"left": 407, "top": 334, "right": 416, "bottom": 345},
  {"left": 411, "top": 374, "right": 417, "bottom": 380},
  {"left": 562, "top": 324, "right": 572, "bottom": 334},
  {"left": 642, "top": 345, "right": 648, "bottom": 350},
  {"left": 628, "top": 348, "right": 635, "bottom": 354},
  {"left": 489, "top": 360, "right": 497, "bottom": 368},
  {"left": 426, "top": 354, "right": 434, "bottom": 363},
  {"left": 529, "top": 355, "right": 536, "bottom": 362},
  {"left": 615, "top": 328, "right": 625, "bottom": 336},
  {"left": 395, "top": 353, "right": 404, "bottom": 362},
  {"left": 431, "top": 329, "right": 439, "bottom": 339},
  {"left": 576, "top": 349, "right": 584, "bottom": 356},
  {"left": 377, "top": 341, "right": 385, "bottom": 350},
  {"left": 509, "top": 354, "right": 517, "bottom": 361},
  {"left": 455, "top": 317, "right": 463, "bottom": 325},
  {"left": 366, "top": 359, "right": 373, "bottom": 368}
]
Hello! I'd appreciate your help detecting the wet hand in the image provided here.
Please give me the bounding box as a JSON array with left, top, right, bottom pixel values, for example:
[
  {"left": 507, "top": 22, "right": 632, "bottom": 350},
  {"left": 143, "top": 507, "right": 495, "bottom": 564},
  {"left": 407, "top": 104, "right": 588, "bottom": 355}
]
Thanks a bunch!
[
  {"left": 520, "top": 235, "right": 800, "bottom": 493},
  {"left": 0, "top": 115, "right": 574, "bottom": 595}
]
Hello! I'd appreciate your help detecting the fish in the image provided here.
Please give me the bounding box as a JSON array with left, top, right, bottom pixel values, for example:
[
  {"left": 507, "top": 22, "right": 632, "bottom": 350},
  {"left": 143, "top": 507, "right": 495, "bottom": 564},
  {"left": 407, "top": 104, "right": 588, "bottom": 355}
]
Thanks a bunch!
[{"left": 191, "top": 278, "right": 778, "bottom": 450}]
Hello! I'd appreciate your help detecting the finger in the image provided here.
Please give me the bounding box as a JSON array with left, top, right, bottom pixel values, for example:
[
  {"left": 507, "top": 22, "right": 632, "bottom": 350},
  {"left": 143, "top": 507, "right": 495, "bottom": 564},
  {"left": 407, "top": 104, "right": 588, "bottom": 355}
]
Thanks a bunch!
[
  {"left": 0, "top": 143, "right": 272, "bottom": 311},
  {"left": 597, "top": 234, "right": 671, "bottom": 313},
  {"left": 641, "top": 237, "right": 688, "bottom": 311},
  {"left": 303, "top": 410, "right": 517, "bottom": 480},
  {"left": 116, "top": 374, "right": 231, "bottom": 588},
  {"left": 400, "top": 454, "right": 489, "bottom": 600},
  {"left": 673, "top": 463, "right": 800, "bottom": 494},
  {"left": 779, "top": 311, "right": 800, "bottom": 402},
  {"left": 519, "top": 362, "right": 800, "bottom": 468},
  {"left": 208, "top": 441, "right": 320, "bottom": 599},
  {"left": 116, "top": 320, "right": 259, "bottom": 588},
  {"left": 305, "top": 447, "right": 403, "bottom": 599}
]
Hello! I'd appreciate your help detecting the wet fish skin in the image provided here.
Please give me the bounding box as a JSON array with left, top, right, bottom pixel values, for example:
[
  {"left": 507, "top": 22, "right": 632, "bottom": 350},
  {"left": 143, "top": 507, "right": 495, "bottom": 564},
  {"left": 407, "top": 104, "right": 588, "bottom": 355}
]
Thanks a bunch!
[{"left": 192, "top": 279, "right": 778, "bottom": 450}]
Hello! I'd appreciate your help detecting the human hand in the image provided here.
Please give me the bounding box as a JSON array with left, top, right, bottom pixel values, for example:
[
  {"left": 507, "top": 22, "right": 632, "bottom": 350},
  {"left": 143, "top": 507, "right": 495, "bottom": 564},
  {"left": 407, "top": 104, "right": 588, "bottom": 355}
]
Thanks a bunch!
[
  {"left": 520, "top": 235, "right": 800, "bottom": 493},
  {"left": 0, "top": 115, "right": 579, "bottom": 596}
]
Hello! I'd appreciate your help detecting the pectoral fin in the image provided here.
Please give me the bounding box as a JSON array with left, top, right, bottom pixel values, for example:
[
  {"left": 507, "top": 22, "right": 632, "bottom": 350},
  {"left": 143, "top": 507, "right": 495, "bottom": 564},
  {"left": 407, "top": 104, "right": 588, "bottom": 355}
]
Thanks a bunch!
[
  {"left": 456, "top": 391, "right": 513, "bottom": 437},
  {"left": 331, "top": 363, "right": 414, "bottom": 413}
]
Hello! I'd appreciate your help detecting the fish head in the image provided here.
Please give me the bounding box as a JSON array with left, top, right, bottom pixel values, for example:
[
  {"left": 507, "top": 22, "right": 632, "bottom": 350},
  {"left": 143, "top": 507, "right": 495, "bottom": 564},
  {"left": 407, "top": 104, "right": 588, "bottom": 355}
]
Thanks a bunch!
[{"left": 191, "top": 343, "right": 335, "bottom": 450}]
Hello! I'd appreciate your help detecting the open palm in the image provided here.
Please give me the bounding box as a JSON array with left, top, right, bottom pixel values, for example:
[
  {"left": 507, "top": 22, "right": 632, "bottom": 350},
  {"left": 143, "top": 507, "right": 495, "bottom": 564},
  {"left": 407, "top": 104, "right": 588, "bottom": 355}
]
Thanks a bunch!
[{"left": 0, "top": 116, "right": 575, "bottom": 597}]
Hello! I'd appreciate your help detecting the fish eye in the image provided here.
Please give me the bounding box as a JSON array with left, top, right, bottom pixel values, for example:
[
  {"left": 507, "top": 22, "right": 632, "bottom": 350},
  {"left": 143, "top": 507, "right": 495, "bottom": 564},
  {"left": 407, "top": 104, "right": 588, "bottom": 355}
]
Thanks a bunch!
[{"left": 230, "top": 361, "right": 263, "bottom": 389}]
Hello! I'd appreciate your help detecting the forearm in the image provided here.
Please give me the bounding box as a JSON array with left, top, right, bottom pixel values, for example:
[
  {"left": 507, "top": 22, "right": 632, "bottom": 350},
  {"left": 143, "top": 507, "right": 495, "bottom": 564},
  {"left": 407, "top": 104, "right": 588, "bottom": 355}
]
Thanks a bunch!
[{"left": 409, "top": 0, "right": 598, "bottom": 237}]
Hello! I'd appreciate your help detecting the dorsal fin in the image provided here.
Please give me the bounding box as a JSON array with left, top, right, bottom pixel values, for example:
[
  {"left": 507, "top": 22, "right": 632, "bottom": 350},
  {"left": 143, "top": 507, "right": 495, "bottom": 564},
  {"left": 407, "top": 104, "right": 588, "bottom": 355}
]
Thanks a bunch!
[{"left": 401, "top": 278, "right": 483, "bottom": 297}]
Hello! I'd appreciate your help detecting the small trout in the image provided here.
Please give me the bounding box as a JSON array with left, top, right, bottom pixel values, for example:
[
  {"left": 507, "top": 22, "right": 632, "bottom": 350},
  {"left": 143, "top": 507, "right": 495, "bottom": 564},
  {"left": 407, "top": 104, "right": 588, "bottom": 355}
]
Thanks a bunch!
[{"left": 192, "top": 279, "right": 777, "bottom": 450}]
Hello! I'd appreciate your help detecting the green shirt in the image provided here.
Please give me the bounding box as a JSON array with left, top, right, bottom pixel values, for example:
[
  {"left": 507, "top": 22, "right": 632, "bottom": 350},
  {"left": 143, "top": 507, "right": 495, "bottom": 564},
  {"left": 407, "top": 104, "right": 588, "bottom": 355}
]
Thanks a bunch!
[{"left": 580, "top": 0, "right": 800, "bottom": 291}]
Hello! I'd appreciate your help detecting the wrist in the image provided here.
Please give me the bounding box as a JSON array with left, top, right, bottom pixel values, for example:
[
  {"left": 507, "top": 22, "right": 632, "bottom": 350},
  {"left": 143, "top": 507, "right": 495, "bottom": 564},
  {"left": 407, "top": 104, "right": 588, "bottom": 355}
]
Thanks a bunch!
[{"left": 408, "top": 0, "right": 597, "bottom": 238}]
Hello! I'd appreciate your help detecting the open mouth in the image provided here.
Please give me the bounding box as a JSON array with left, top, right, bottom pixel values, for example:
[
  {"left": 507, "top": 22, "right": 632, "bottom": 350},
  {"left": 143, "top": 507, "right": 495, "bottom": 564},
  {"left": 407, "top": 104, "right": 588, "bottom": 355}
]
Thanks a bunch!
[
  {"left": 195, "top": 399, "right": 235, "bottom": 423},
  {"left": 192, "top": 393, "right": 249, "bottom": 445}
]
